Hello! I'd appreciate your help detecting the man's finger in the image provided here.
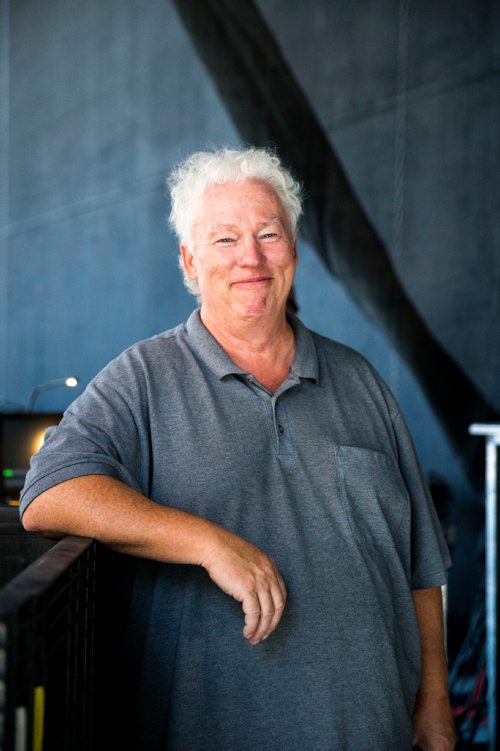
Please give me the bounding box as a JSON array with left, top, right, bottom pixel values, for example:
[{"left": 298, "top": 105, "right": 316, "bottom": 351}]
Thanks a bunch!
[
  {"left": 251, "top": 586, "right": 275, "bottom": 644},
  {"left": 242, "top": 590, "right": 261, "bottom": 640},
  {"left": 268, "top": 583, "right": 286, "bottom": 637},
  {"left": 276, "top": 572, "right": 287, "bottom": 605}
]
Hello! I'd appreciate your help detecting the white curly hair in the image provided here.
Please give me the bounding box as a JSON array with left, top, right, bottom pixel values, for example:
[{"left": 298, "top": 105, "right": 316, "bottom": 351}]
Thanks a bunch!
[{"left": 167, "top": 146, "right": 302, "bottom": 297}]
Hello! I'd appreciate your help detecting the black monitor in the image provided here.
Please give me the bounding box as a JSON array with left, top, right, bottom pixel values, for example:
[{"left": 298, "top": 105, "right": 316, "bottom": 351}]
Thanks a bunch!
[{"left": 0, "top": 413, "right": 62, "bottom": 506}]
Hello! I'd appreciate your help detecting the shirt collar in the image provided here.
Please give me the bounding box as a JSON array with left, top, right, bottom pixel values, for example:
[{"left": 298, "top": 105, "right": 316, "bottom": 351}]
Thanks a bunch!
[
  {"left": 185, "top": 308, "right": 319, "bottom": 383},
  {"left": 287, "top": 313, "right": 319, "bottom": 382}
]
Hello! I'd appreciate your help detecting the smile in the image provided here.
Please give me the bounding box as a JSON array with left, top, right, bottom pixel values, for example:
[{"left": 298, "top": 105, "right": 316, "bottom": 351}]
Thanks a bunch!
[{"left": 232, "top": 277, "right": 272, "bottom": 286}]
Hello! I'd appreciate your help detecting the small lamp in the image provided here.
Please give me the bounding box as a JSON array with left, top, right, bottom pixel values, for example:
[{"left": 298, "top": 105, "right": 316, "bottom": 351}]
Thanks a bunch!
[{"left": 26, "top": 377, "right": 79, "bottom": 412}]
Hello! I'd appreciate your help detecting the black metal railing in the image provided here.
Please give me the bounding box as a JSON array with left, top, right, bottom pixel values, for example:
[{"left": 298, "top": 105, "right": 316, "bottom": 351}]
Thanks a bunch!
[{"left": 0, "top": 515, "right": 96, "bottom": 751}]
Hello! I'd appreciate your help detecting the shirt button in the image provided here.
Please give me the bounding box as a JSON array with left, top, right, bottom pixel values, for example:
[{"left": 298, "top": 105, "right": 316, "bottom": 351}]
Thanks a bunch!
[{"left": 278, "top": 424, "right": 284, "bottom": 434}]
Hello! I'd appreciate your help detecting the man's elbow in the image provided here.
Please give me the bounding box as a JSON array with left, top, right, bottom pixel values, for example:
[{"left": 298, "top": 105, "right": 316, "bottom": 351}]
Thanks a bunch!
[
  {"left": 21, "top": 499, "right": 41, "bottom": 532},
  {"left": 21, "top": 494, "right": 63, "bottom": 539}
]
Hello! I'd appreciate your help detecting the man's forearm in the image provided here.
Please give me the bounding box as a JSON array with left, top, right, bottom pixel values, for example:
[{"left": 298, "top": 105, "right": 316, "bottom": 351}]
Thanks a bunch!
[
  {"left": 411, "top": 586, "right": 456, "bottom": 750},
  {"left": 412, "top": 587, "right": 449, "bottom": 698},
  {"left": 21, "top": 475, "right": 287, "bottom": 645},
  {"left": 22, "top": 475, "right": 222, "bottom": 564}
]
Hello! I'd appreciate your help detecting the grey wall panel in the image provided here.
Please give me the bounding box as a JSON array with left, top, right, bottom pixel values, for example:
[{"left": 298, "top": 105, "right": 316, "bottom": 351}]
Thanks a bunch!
[
  {"left": 7, "top": 187, "right": 193, "bottom": 409},
  {"left": 4, "top": 0, "right": 239, "bottom": 412},
  {"left": 395, "top": 75, "right": 499, "bottom": 410},
  {"left": 0, "top": 0, "right": 10, "bottom": 403},
  {"left": 256, "top": 0, "right": 400, "bottom": 127},
  {"left": 9, "top": 0, "right": 238, "bottom": 225}
]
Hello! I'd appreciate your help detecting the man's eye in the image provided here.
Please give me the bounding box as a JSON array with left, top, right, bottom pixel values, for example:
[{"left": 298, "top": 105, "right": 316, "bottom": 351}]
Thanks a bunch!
[
  {"left": 215, "top": 237, "right": 235, "bottom": 244},
  {"left": 260, "top": 232, "right": 278, "bottom": 239}
]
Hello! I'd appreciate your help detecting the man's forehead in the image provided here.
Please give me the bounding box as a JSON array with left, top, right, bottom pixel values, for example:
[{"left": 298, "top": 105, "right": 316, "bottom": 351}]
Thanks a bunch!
[
  {"left": 189, "top": 179, "right": 290, "bottom": 239},
  {"left": 204, "top": 216, "right": 284, "bottom": 231}
]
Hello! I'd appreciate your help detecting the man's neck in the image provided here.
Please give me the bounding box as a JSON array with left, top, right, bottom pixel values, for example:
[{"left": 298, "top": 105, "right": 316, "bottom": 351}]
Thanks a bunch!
[{"left": 200, "top": 307, "right": 295, "bottom": 391}]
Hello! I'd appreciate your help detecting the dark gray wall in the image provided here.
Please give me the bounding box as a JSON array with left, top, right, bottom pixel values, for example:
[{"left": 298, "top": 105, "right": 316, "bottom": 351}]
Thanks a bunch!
[{"left": 1, "top": 1, "right": 498, "bottom": 535}]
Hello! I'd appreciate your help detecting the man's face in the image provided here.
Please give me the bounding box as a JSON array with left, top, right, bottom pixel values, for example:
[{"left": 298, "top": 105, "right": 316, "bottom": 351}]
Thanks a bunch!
[{"left": 181, "top": 179, "right": 297, "bottom": 326}]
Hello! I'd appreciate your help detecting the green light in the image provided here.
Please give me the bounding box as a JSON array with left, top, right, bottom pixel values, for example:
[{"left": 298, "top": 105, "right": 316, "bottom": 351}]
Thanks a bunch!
[{"left": 2, "top": 469, "right": 14, "bottom": 478}]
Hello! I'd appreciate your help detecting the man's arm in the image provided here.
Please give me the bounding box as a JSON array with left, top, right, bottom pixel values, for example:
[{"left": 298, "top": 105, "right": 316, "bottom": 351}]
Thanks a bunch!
[
  {"left": 22, "top": 475, "right": 286, "bottom": 646},
  {"left": 411, "top": 587, "right": 457, "bottom": 751}
]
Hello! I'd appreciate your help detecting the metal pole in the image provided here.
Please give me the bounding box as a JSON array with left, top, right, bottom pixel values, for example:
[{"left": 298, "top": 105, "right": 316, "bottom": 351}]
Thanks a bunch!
[{"left": 469, "top": 423, "right": 499, "bottom": 751}]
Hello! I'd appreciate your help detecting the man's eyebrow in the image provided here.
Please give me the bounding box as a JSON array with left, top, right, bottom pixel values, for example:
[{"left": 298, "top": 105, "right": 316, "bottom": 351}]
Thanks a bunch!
[
  {"left": 207, "top": 223, "right": 238, "bottom": 233},
  {"left": 205, "top": 224, "right": 238, "bottom": 240},
  {"left": 257, "top": 216, "right": 283, "bottom": 226}
]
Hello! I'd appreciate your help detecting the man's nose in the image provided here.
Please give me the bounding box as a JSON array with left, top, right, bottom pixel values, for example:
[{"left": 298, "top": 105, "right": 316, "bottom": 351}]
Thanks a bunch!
[{"left": 237, "top": 235, "right": 263, "bottom": 266}]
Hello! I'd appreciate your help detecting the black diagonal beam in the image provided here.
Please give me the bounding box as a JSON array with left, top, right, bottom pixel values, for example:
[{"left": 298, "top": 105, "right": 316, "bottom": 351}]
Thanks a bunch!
[{"left": 172, "top": 0, "right": 498, "bottom": 488}]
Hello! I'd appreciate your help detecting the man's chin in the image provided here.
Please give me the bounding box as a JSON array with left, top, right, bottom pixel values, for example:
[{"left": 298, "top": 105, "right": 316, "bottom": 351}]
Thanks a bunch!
[{"left": 233, "top": 298, "right": 285, "bottom": 322}]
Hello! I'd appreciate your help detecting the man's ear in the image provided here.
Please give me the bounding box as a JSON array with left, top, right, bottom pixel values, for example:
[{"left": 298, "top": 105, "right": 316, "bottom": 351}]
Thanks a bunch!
[{"left": 180, "top": 244, "right": 198, "bottom": 280}]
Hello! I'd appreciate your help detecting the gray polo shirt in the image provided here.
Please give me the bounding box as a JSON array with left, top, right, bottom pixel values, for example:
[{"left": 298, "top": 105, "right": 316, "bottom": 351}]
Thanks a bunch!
[{"left": 21, "top": 310, "right": 451, "bottom": 751}]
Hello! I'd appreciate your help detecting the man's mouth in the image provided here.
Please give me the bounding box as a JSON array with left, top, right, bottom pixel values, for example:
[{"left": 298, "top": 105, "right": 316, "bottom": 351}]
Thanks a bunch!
[{"left": 232, "top": 276, "right": 272, "bottom": 286}]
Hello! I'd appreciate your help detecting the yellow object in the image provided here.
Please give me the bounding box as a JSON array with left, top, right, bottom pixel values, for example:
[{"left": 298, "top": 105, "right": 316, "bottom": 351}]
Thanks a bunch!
[
  {"left": 33, "top": 686, "right": 45, "bottom": 751},
  {"left": 31, "top": 429, "right": 48, "bottom": 456}
]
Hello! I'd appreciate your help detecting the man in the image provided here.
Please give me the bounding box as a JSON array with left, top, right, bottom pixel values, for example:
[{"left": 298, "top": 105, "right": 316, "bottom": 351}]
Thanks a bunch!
[{"left": 21, "top": 147, "right": 456, "bottom": 750}]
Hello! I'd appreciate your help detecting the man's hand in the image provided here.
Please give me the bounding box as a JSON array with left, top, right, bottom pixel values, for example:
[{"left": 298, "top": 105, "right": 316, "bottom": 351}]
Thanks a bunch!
[
  {"left": 201, "top": 528, "right": 287, "bottom": 645},
  {"left": 412, "top": 694, "right": 457, "bottom": 750}
]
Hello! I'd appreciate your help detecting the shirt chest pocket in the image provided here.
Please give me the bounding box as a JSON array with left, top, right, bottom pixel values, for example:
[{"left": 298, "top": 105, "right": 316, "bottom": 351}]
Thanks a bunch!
[{"left": 335, "top": 445, "right": 411, "bottom": 548}]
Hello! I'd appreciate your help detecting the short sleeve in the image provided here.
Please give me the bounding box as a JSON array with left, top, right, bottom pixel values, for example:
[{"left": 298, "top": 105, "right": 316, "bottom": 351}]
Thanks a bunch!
[
  {"left": 392, "top": 410, "right": 452, "bottom": 589},
  {"left": 20, "top": 355, "right": 148, "bottom": 517}
]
